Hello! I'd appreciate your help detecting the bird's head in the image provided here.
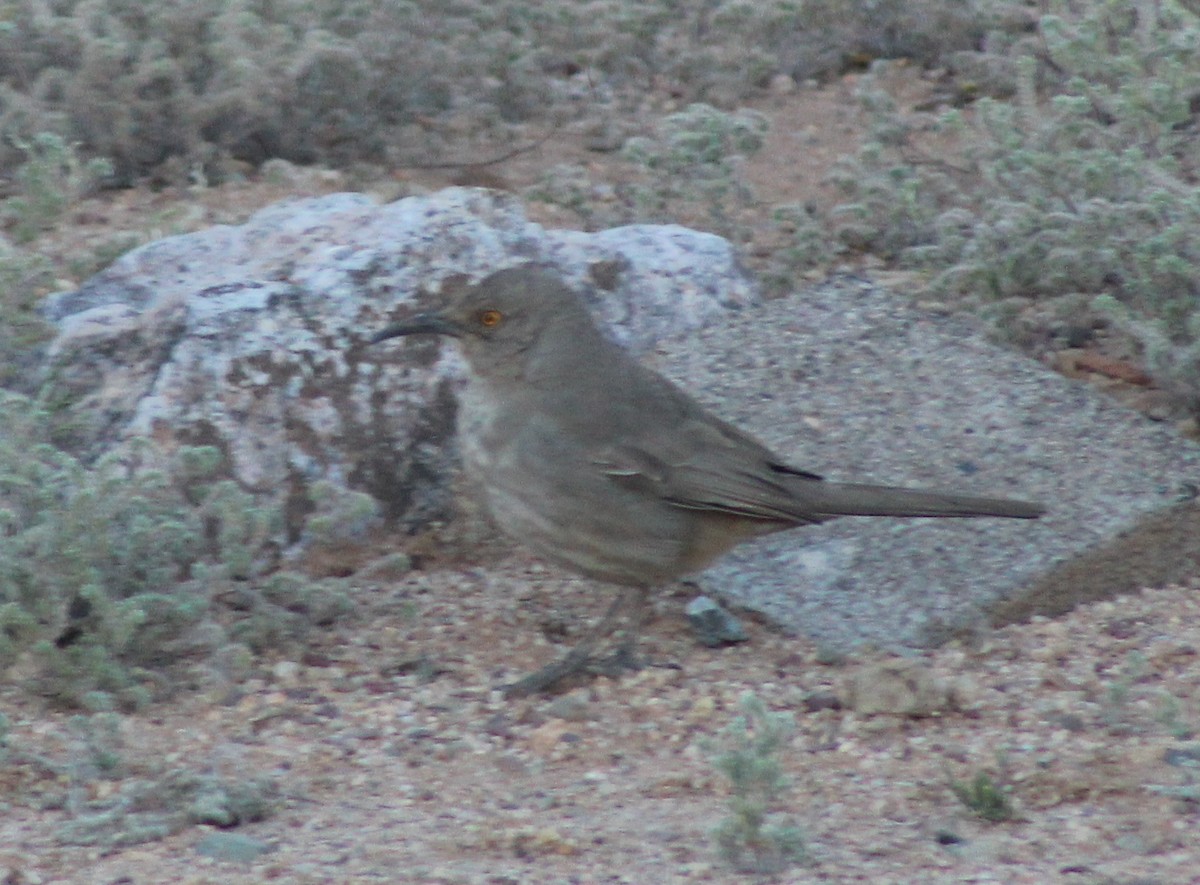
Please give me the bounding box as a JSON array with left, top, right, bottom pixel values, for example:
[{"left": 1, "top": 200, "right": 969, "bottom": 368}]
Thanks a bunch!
[{"left": 371, "top": 267, "right": 600, "bottom": 379}]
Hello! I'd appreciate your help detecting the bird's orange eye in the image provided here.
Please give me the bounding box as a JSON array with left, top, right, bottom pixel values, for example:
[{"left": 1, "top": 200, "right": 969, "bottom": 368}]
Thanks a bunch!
[{"left": 478, "top": 309, "right": 503, "bottom": 328}]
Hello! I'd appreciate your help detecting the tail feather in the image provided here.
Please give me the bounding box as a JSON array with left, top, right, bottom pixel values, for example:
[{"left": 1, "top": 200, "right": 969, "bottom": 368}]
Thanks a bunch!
[{"left": 793, "top": 479, "right": 1045, "bottom": 520}]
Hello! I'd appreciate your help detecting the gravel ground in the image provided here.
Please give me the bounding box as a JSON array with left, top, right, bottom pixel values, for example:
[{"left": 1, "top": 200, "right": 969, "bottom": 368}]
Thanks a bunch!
[{"left": 4, "top": 556, "right": 1199, "bottom": 884}]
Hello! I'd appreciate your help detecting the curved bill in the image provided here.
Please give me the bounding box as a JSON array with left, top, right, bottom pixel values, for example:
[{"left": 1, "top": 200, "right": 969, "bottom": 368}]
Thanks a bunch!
[{"left": 370, "top": 313, "right": 462, "bottom": 343}]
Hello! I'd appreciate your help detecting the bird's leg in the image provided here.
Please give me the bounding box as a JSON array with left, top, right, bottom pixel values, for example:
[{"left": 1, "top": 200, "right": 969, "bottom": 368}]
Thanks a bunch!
[
  {"left": 588, "top": 587, "right": 649, "bottom": 675},
  {"left": 500, "top": 585, "right": 645, "bottom": 697}
]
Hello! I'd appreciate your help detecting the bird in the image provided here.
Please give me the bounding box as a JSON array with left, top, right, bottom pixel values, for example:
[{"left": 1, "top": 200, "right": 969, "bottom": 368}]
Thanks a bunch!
[{"left": 371, "top": 266, "right": 1044, "bottom": 695}]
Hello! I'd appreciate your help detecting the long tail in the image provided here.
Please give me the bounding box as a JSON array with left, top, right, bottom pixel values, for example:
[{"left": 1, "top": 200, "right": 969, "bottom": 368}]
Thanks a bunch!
[{"left": 790, "top": 479, "right": 1045, "bottom": 520}]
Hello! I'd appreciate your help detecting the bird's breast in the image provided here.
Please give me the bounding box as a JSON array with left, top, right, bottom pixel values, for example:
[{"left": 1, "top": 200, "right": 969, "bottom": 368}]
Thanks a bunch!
[{"left": 454, "top": 381, "right": 713, "bottom": 585}]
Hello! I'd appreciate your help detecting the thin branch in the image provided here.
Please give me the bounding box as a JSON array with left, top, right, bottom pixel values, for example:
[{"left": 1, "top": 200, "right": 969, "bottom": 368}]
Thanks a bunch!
[{"left": 394, "top": 126, "right": 558, "bottom": 171}]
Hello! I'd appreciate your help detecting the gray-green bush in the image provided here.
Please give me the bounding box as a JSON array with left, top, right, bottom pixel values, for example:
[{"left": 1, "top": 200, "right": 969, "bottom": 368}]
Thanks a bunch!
[
  {"left": 0, "top": 236, "right": 54, "bottom": 389},
  {"left": 0, "top": 133, "right": 131, "bottom": 393},
  {"left": 3, "top": 132, "right": 113, "bottom": 242},
  {"left": 529, "top": 103, "right": 767, "bottom": 238},
  {"left": 0, "top": 0, "right": 1023, "bottom": 182},
  {"left": 831, "top": 0, "right": 1200, "bottom": 413},
  {"left": 621, "top": 103, "right": 768, "bottom": 239},
  {"left": 58, "top": 712, "right": 277, "bottom": 848},
  {"left": 0, "top": 393, "right": 352, "bottom": 709},
  {"left": 708, "top": 692, "right": 806, "bottom": 874},
  {"left": 949, "top": 767, "right": 1018, "bottom": 822}
]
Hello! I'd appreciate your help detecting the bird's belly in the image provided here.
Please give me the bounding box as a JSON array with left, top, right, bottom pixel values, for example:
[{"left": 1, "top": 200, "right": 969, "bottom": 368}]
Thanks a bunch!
[{"left": 458, "top": 399, "right": 696, "bottom": 586}]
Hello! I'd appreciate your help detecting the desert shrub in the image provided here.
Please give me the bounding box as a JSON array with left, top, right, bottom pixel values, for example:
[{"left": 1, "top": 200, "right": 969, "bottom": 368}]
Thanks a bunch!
[
  {"left": 524, "top": 163, "right": 626, "bottom": 232},
  {"left": 708, "top": 692, "right": 806, "bottom": 874},
  {"left": 0, "top": 0, "right": 1029, "bottom": 182},
  {"left": 0, "top": 1, "right": 469, "bottom": 179},
  {"left": 222, "top": 570, "right": 354, "bottom": 655},
  {"left": 832, "top": 0, "right": 1200, "bottom": 413},
  {"left": 0, "top": 397, "right": 203, "bottom": 709},
  {"left": 55, "top": 712, "right": 277, "bottom": 849},
  {"left": 949, "top": 768, "right": 1018, "bottom": 822},
  {"left": 0, "top": 133, "right": 117, "bottom": 389},
  {"left": 302, "top": 478, "right": 381, "bottom": 546},
  {"left": 3, "top": 132, "right": 113, "bottom": 242},
  {"left": 0, "top": 394, "right": 353, "bottom": 709},
  {"left": 621, "top": 103, "right": 768, "bottom": 238},
  {"left": 530, "top": 103, "right": 767, "bottom": 239},
  {"left": 698, "top": 0, "right": 1016, "bottom": 87},
  {"left": 0, "top": 236, "right": 54, "bottom": 388}
]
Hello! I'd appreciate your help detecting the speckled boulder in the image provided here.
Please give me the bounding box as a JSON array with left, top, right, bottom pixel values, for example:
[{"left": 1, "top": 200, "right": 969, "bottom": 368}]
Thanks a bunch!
[{"left": 40, "top": 187, "right": 756, "bottom": 537}]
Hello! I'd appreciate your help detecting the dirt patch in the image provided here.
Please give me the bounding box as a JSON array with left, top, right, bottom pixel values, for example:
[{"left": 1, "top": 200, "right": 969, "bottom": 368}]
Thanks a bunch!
[{"left": 4, "top": 560, "right": 1199, "bottom": 882}]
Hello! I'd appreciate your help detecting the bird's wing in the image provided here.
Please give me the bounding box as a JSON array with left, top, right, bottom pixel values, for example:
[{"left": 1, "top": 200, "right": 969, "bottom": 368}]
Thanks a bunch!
[
  {"left": 591, "top": 414, "right": 827, "bottom": 525},
  {"left": 584, "top": 359, "right": 1044, "bottom": 523}
]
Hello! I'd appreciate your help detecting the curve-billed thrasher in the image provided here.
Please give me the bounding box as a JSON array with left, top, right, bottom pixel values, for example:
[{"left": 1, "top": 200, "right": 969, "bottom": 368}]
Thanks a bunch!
[{"left": 372, "top": 267, "right": 1044, "bottom": 695}]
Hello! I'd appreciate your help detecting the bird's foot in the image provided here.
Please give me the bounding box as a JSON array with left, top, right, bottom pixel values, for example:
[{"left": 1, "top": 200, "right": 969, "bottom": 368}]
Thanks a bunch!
[
  {"left": 499, "top": 586, "right": 650, "bottom": 697},
  {"left": 498, "top": 651, "right": 592, "bottom": 698},
  {"left": 499, "top": 638, "right": 647, "bottom": 697},
  {"left": 498, "top": 641, "right": 666, "bottom": 697},
  {"left": 584, "top": 641, "right": 644, "bottom": 677}
]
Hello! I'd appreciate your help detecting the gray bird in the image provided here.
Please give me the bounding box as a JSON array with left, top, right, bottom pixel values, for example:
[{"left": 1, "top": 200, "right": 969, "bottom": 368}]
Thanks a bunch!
[{"left": 372, "top": 267, "right": 1044, "bottom": 695}]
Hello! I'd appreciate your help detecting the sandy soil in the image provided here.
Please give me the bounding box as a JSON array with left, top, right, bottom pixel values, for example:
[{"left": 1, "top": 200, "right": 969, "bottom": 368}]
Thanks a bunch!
[{"left": 4, "top": 561, "right": 1199, "bottom": 883}]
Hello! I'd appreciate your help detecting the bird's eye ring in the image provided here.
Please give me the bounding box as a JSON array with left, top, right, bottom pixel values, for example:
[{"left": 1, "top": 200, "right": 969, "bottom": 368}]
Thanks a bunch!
[{"left": 478, "top": 309, "right": 503, "bottom": 328}]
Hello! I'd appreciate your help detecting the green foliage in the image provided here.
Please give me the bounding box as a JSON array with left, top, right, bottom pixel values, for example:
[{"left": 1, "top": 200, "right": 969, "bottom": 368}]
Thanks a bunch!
[
  {"left": 227, "top": 571, "right": 354, "bottom": 654},
  {"left": 0, "top": 396, "right": 351, "bottom": 709},
  {"left": 525, "top": 163, "right": 625, "bottom": 232},
  {"left": 58, "top": 744, "right": 278, "bottom": 849},
  {"left": 949, "top": 769, "right": 1017, "bottom": 822},
  {"left": 65, "top": 231, "right": 141, "bottom": 286},
  {"left": 0, "top": 397, "right": 203, "bottom": 709},
  {"left": 832, "top": 0, "right": 1200, "bottom": 413},
  {"left": 303, "top": 478, "right": 381, "bottom": 545},
  {"left": 0, "top": 132, "right": 127, "bottom": 392},
  {"left": 529, "top": 103, "right": 767, "bottom": 239},
  {"left": 0, "top": 1, "right": 1019, "bottom": 182},
  {"left": 622, "top": 103, "right": 767, "bottom": 239},
  {"left": 829, "top": 80, "right": 949, "bottom": 258},
  {"left": 67, "top": 711, "right": 124, "bottom": 780},
  {"left": 708, "top": 692, "right": 806, "bottom": 874},
  {"left": 763, "top": 202, "right": 841, "bottom": 289},
  {"left": 3, "top": 132, "right": 113, "bottom": 243},
  {"left": 0, "top": 236, "right": 54, "bottom": 388},
  {"left": 197, "top": 479, "right": 281, "bottom": 581}
]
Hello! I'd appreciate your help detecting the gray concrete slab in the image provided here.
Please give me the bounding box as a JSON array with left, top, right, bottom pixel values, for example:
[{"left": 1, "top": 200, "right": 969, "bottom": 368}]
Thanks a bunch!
[{"left": 649, "top": 274, "right": 1200, "bottom": 650}]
